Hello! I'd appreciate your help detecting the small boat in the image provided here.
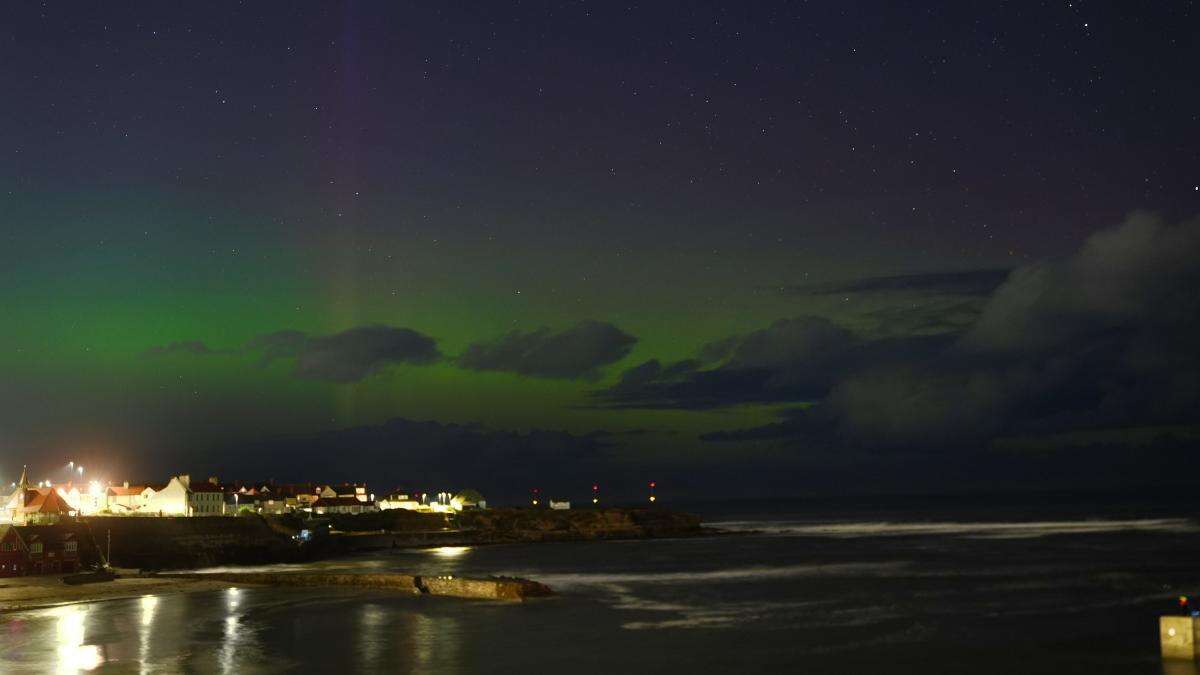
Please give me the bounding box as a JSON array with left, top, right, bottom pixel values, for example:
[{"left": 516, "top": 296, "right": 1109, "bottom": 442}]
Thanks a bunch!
[{"left": 62, "top": 568, "right": 118, "bottom": 585}]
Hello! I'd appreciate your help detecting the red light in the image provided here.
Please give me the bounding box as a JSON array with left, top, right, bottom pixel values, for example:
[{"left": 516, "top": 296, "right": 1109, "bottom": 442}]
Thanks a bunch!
[
  {"left": 649, "top": 481, "right": 656, "bottom": 488},
  {"left": 592, "top": 485, "right": 599, "bottom": 491}
]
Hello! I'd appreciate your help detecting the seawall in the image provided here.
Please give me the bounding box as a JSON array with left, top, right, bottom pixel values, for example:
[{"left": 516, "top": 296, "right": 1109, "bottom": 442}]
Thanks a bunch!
[
  {"left": 159, "top": 571, "right": 553, "bottom": 601},
  {"left": 81, "top": 515, "right": 298, "bottom": 570}
]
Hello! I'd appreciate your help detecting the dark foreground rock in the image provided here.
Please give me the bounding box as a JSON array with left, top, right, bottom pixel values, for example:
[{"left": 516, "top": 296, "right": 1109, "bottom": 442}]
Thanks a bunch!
[{"left": 455, "top": 507, "right": 704, "bottom": 542}]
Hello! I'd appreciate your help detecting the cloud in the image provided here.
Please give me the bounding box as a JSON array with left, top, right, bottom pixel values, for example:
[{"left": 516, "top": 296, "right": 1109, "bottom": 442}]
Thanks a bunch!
[
  {"left": 247, "top": 325, "right": 440, "bottom": 382},
  {"left": 458, "top": 320, "right": 637, "bottom": 379},
  {"left": 701, "top": 213, "right": 1200, "bottom": 448},
  {"left": 796, "top": 268, "right": 1012, "bottom": 297},
  {"left": 597, "top": 317, "right": 949, "bottom": 409},
  {"left": 245, "top": 329, "right": 308, "bottom": 364},
  {"left": 142, "top": 340, "right": 221, "bottom": 358}
]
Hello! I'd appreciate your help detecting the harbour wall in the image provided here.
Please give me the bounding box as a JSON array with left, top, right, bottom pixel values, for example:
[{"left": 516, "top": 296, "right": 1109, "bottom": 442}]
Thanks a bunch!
[{"left": 159, "top": 571, "right": 553, "bottom": 601}]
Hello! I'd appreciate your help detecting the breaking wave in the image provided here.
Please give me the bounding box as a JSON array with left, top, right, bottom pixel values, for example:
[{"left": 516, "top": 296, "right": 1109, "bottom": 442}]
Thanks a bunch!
[
  {"left": 516, "top": 561, "right": 910, "bottom": 589},
  {"left": 707, "top": 518, "right": 1198, "bottom": 539}
]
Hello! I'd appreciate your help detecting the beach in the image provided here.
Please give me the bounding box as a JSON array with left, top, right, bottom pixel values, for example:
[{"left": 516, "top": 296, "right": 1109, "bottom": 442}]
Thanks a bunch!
[{"left": 0, "top": 572, "right": 247, "bottom": 612}]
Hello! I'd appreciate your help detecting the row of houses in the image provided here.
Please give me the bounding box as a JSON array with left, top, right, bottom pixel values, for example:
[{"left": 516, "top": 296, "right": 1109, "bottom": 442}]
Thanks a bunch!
[{"left": 1, "top": 467, "right": 486, "bottom": 525}]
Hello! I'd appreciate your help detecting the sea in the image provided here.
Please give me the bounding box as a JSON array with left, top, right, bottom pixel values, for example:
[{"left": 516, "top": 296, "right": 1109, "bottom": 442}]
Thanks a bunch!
[{"left": 4, "top": 493, "right": 1200, "bottom": 674}]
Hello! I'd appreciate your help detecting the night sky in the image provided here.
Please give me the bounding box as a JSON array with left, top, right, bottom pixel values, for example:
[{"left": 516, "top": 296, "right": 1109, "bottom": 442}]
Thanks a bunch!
[{"left": 3, "top": 2, "right": 1198, "bottom": 501}]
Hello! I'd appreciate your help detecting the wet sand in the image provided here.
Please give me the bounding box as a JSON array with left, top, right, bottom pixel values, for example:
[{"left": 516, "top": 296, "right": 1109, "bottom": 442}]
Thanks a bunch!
[{"left": 0, "top": 572, "right": 254, "bottom": 612}]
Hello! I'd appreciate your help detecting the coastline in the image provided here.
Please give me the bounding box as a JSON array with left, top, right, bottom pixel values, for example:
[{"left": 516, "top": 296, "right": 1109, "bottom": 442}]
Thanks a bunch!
[{"left": 0, "top": 572, "right": 258, "bottom": 614}]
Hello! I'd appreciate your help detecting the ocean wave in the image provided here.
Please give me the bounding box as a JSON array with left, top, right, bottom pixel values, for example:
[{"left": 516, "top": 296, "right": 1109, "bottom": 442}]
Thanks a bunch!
[
  {"left": 707, "top": 518, "right": 1198, "bottom": 539},
  {"left": 615, "top": 596, "right": 839, "bottom": 631},
  {"left": 517, "top": 561, "right": 910, "bottom": 589}
]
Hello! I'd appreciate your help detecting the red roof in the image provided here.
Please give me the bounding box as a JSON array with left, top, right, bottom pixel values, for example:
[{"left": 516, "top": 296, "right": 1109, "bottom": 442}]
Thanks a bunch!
[
  {"left": 107, "top": 486, "right": 147, "bottom": 496},
  {"left": 25, "top": 489, "right": 74, "bottom": 515}
]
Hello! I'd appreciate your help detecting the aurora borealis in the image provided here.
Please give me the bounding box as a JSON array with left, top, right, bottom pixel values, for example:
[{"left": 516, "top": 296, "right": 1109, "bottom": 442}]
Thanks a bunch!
[{"left": 3, "top": 2, "right": 1199, "bottom": 500}]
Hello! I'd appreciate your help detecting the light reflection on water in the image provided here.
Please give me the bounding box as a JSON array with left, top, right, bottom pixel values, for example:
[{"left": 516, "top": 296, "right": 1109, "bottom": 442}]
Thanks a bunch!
[
  {"left": 52, "top": 604, "right": 104, "bottom": 673},
  {"left": 138, "top": 595, "right": 157, "bottom": 675},
  {"left": 1, "top": 588, "right": 464, "bottom": 674}
]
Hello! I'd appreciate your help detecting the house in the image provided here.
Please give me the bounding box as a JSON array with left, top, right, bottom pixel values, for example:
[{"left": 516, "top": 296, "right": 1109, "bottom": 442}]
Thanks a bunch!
[
  {"left": 23, "top": 489, "right": 77, "bottom": 523},
  {"left": 549, "top": 499, "right": 571, "bottom": 510},
  {"left": 265, "top": 483, "right": 318, "bottom": 513},
  {"left": 23, "top": 526, "right": 80, "bottom": 574},
  {"left": 2, "top": 469, "right": 78, "bottom": 525},
  {"left": 450, "top": 489, "right": 487, "bottom": 511},
  {"left": 107, "top": 483, "right": 149, "bottom": 514},
  {"left": 311, "top": 496, "right": 376, "bottom": 515},
  {"left": 318, "top": 484, "right": 370, "bottom": 502},
  {"left": 0, "top": 525, "right": 28, "bottom": 577},
  {"left": 60, "top": 482, "right": 109, "bottom": 515},
  {"left": 144, "top": 476, "right": 191, "bottom": 516},
  {"left": 188, "top": 482, "right": 225, "bottom": 516},
  {"left": 227, "top": 491, "right": 261, "bottom": 514},
  {"left": 378, "top": 489, "right": 423, "bottom": 511}
]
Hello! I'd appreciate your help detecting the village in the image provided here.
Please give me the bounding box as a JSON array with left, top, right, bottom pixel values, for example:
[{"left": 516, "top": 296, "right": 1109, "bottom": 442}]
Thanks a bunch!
[
  {"left": 0, "top": 464, "right": 496, "bottom": 577},
  {"left": 0, "top": 463, "right": 676, "bottom": 582},
  {"left": 1, "top": 465, "right": 490, "bottom": 525}
]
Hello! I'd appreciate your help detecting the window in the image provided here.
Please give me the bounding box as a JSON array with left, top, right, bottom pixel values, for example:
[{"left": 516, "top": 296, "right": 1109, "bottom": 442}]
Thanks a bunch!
[
  {"left": 65, "top": 541, "right": 77, "bottom": 552},
  {"left": 30, "top": 542, "right": 43, "bottom": 554}
]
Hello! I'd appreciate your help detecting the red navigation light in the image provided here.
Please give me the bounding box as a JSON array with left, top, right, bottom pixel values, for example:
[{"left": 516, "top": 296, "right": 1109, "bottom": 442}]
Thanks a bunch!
[
  {"left": 592, "top": 484, "right": 599, "bottom": 492},
  {"left": 649, "top": 481, "right": 656, "bottom": 489}
]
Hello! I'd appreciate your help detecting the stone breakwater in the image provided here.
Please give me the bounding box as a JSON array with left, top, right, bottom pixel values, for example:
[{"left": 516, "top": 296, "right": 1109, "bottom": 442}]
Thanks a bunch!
[{"left": 158, "top": 571, "right": 554, "bottom": 601}]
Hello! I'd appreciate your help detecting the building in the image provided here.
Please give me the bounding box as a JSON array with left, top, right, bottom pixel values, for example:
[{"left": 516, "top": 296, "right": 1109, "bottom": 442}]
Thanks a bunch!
[
  {"left": 0, "top": 525, "right": 81, "bottom": 576},
  {"left": 0, "top": 525, "right": 28, "bottom": 577},
  {"left": 311, "top": 496, "right": 376, "bottom": 515},
  {"left": 549, "top": 499, "right": 571, "bottom": 510},
  {"left": 318, "top": 484, "right": 370, "bottom": 502},
  {"left": 188, "top": 482, "right": 226, "bottom": 516},
  {"left": 144, "top": 476, "right": 191, "bottom": 516},
  {"left": 378, "top": 489, "right": 422, "bottom": 511},
  {"left": 24, "top": 526, "right": 80, "bottom": 574},
  {"left": 106, "top": 483, "right": 150, "bottom": 514},
  {"left": 450, "top": 489, "right": 487, "bottom": 511},
  {"left": 2, "top": 468, "right": 78, "bottom": 525},
  {"left": 59, "top": 482, "right": 109, "bottom": 515}
]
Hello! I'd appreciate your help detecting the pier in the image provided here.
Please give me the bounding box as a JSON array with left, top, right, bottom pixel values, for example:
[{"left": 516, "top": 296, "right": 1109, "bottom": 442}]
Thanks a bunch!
[{"left": 156, "top": 571, "right": 554, "bottom": 602}]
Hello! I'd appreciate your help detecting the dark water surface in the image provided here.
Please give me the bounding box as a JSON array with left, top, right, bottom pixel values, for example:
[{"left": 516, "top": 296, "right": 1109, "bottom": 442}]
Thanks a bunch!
[{"left": 5, "top": 497, "right": 1200, "bottom": 673}]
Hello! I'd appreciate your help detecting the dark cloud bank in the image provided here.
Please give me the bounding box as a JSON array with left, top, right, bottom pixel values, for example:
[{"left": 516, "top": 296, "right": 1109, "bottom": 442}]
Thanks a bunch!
[
  {"left": 147, "top": 325, "right": 442, "bottom": 382},
  {"left": 458, "top": 320, "right": 637, "bottom": 379},
  {"left": 147, "top": 320, "right": 637, "bottom": 383},
  {"left": 794, "top": 268, "right": 1012, "bottom": 297},
  {"left": 606, "top": 214, "right": 1200, "bottom": 455},
  {"left": 247, "top": 325, "right": 440, "bottom": 382}
]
